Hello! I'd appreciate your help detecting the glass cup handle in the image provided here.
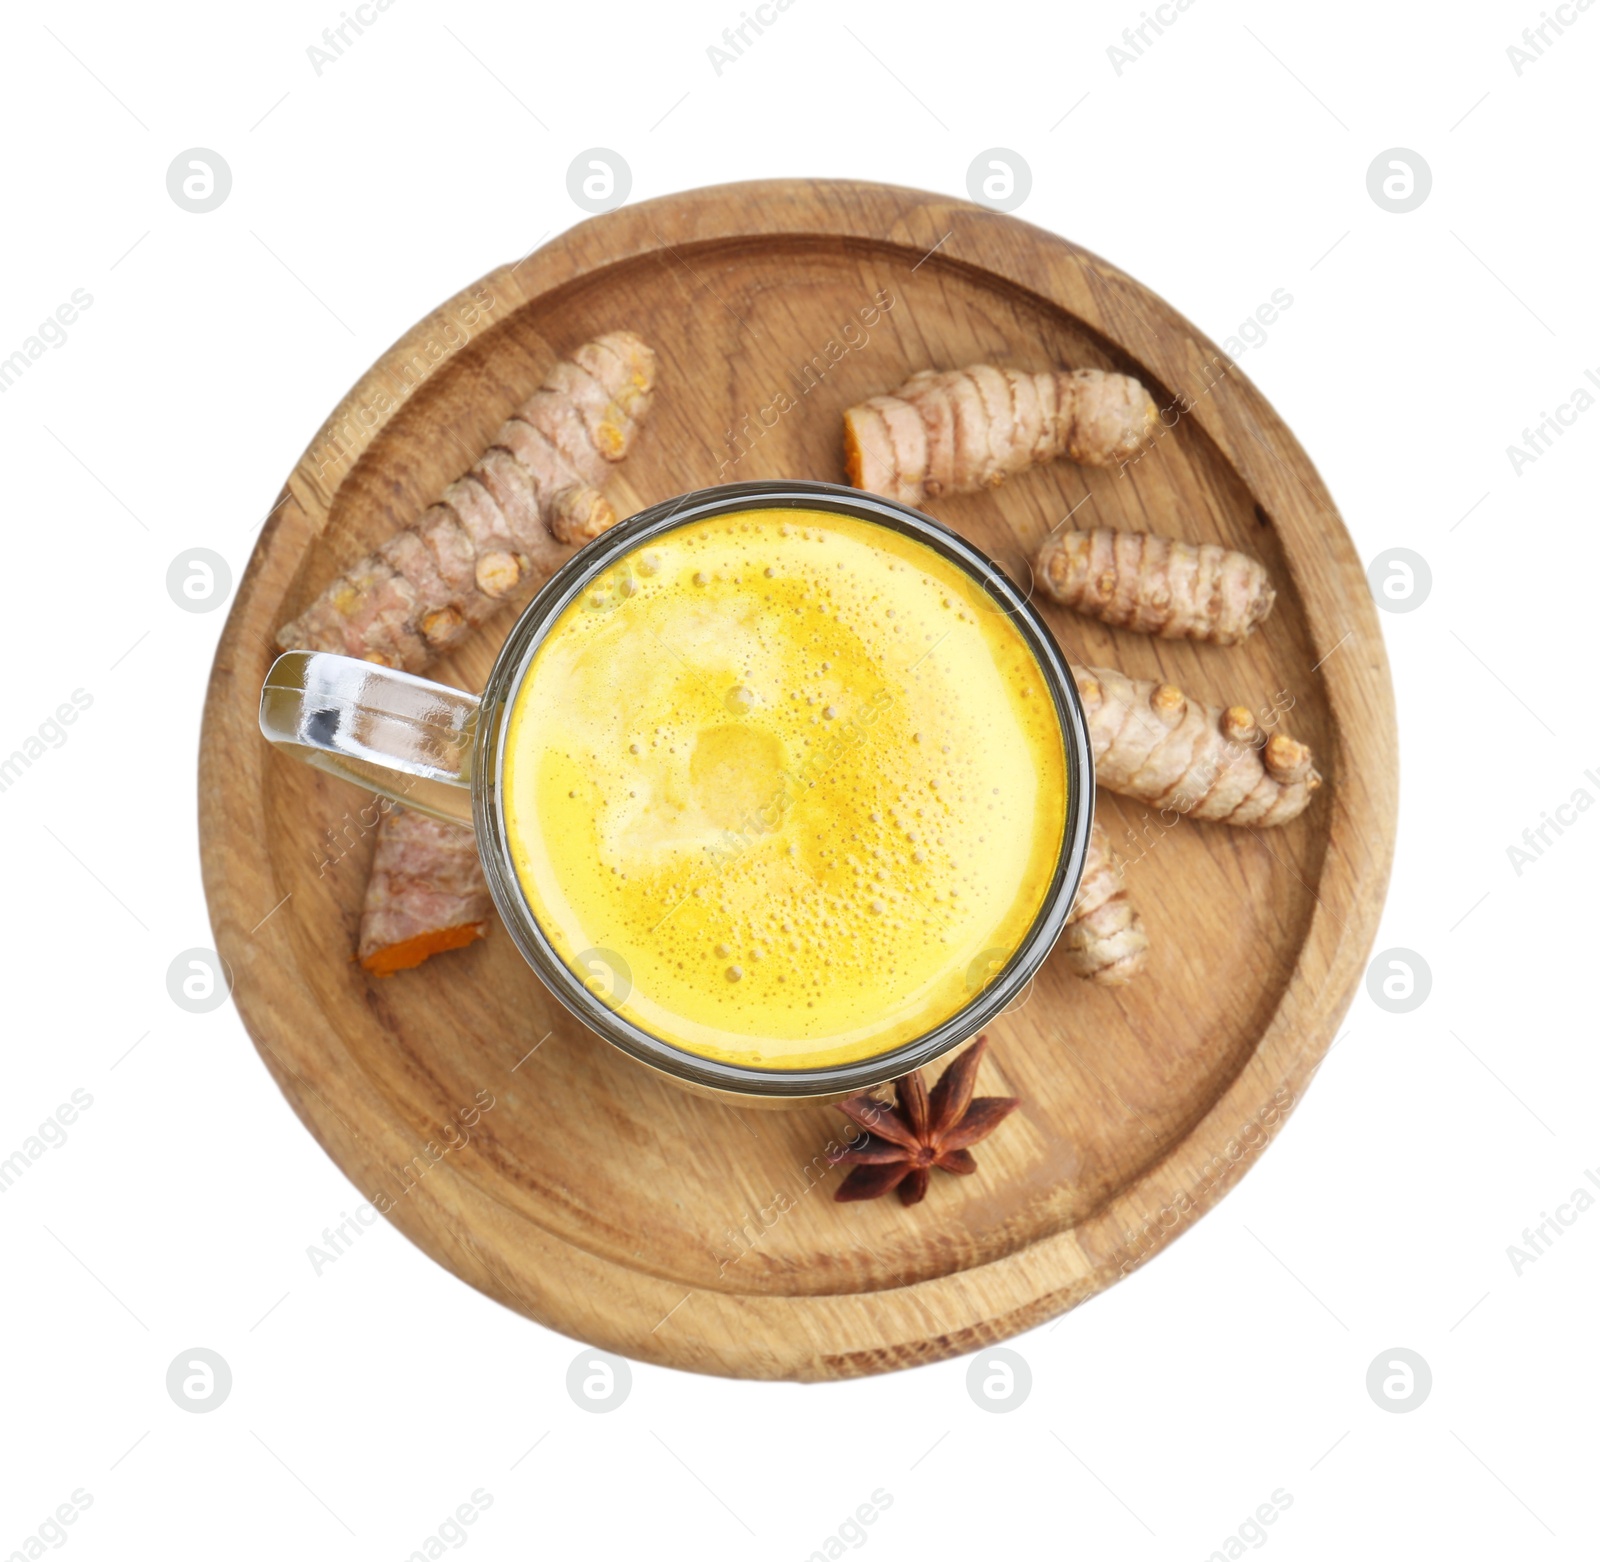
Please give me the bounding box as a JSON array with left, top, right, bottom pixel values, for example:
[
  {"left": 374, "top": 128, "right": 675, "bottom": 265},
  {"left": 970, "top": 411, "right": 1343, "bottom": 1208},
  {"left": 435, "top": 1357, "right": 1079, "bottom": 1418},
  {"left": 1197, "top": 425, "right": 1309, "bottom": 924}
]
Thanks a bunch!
[{"left": 258, "top": 651, "right": 480, "bottom": 827}]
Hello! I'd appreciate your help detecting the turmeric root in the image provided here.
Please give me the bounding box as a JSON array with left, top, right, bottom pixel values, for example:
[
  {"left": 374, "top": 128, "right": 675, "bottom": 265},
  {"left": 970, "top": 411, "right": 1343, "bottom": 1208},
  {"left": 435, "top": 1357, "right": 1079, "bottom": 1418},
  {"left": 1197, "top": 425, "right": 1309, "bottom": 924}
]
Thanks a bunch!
[
  {"left": 278, "top": 330, "right": 657, "bottom": 671},
  {"left": 357, "top": 809, "right": 491, "bottom": 975},
  {"left": 1037, "top": 528, "right": 1274, "bottom": 645},
  {"left": 843, "top": 364, "right": 1157, "bottom": 507},
  {"left": 1074, "top": 664, "right": 1320, "bottom": 827},
  {"left": 277, "top": 330, "right": 658, "bottom": 974},
  {"left": 1064, "top": 820, "right": 1149, "bottom": 985}
]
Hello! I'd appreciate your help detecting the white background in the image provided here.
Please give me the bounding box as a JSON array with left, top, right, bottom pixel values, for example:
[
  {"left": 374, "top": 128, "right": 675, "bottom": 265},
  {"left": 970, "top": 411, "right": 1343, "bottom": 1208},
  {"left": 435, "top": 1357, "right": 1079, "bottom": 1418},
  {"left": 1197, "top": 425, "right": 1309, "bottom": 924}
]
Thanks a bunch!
[{"left": 2, "top": 0, "right": 1596, "bottom": 1557}]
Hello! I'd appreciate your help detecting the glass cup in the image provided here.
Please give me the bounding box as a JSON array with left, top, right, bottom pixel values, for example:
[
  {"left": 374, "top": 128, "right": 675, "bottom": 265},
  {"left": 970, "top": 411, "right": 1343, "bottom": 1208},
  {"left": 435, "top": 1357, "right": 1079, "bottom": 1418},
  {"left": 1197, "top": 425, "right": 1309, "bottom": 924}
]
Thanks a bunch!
[{"left": 260, "top": 480, "right": 1096, "bottom": 1104}]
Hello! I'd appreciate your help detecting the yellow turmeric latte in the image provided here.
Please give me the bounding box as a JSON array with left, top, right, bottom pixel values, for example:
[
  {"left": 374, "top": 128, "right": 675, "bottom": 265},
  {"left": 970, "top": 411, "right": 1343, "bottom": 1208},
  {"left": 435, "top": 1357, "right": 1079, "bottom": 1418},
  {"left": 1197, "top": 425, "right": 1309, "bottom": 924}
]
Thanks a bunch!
[{"left": 502, "top": 509, "right": 1067, "bottom": 1070}]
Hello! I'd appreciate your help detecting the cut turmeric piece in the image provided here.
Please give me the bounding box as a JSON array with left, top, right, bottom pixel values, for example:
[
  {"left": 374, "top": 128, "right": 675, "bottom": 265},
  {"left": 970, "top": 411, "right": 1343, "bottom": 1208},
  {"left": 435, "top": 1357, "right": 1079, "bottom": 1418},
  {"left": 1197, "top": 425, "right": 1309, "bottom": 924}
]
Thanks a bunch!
[
  {"left": 1063, "top": 820, "right": 1149, "bottom": 985},
  {"left": 357, "top": 810, "right": 490, "bottom": 976},
  {"left": 1074, "top": 664, "right": 1320, "bottom": 827},
  {"left": 1037, "top": 528, "right": 1275, "bottom": 645},
  {"left": 360, "top": 919, "right": 487, "bottom": 977},
  {"left": 843, "top": 363, "right": 1157, "bottom": 507}
]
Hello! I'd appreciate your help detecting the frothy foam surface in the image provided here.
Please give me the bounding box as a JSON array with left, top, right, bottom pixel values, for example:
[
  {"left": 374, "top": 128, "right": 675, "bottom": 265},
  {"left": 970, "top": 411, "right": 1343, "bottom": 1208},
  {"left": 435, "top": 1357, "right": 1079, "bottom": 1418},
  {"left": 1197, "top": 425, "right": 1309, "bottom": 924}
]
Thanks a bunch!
[{"left": 502, "top": 508, "right": 1067, "bottom": 1070}]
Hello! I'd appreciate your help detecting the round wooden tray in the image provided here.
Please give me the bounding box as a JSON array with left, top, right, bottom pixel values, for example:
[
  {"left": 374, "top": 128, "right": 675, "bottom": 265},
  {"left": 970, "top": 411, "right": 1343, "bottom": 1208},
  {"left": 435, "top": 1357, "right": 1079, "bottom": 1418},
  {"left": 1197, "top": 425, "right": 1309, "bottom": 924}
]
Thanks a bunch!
[{"left": 201, "top": 179, "right": 1396, "bottom": 1381}]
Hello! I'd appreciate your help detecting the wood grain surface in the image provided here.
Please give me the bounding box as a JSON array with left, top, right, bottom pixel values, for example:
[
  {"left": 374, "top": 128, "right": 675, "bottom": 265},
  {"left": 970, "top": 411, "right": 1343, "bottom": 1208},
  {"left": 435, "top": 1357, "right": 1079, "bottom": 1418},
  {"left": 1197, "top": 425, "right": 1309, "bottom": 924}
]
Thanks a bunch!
[{"left": 199, "top": 179, "right": 1396, "bottom": 1381}]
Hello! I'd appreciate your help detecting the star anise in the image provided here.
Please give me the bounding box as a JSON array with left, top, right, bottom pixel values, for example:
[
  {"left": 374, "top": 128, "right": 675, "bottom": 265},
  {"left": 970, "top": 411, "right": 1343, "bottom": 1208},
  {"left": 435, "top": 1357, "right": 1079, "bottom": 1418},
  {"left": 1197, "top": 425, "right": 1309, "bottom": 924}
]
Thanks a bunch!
[{"left": 830, "top": 1035, "right": 1019, "bottom": 1205}]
